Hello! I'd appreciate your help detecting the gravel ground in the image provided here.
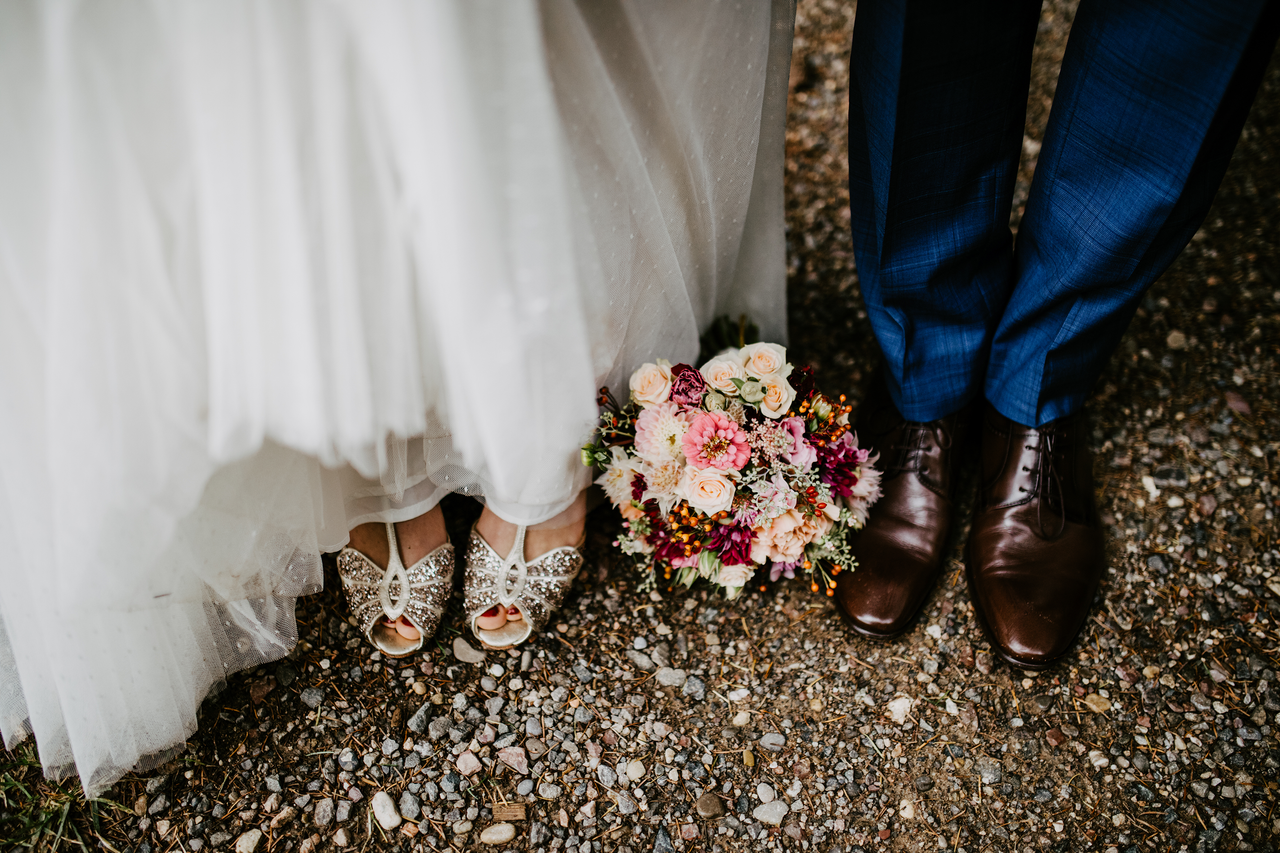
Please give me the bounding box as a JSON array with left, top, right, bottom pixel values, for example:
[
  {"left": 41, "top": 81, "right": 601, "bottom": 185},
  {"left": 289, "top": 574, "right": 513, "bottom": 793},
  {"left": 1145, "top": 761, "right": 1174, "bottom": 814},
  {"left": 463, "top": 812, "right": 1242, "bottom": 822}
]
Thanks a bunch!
[{"left": 42, "top": 3, "right": 1280, "bottom": 853}]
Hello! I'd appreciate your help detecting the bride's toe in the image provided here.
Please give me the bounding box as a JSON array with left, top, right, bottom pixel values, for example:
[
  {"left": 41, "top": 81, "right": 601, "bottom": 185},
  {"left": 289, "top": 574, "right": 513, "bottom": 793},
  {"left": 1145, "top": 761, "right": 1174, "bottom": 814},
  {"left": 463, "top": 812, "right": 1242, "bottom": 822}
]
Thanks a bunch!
[{"left": 475, "top": 605, "right": 507, "bottom": 631}]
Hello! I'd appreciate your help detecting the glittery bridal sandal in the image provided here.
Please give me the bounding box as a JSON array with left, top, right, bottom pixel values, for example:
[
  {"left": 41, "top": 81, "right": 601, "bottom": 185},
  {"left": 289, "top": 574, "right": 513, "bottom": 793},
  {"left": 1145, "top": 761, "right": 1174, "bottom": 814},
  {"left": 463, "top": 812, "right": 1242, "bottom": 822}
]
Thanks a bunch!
[
  {"left": 337, "top": 522, "right": 455, "bottom": 658},
  {"left": 462, "top": 524, "right": 584, "bottom": 650}
]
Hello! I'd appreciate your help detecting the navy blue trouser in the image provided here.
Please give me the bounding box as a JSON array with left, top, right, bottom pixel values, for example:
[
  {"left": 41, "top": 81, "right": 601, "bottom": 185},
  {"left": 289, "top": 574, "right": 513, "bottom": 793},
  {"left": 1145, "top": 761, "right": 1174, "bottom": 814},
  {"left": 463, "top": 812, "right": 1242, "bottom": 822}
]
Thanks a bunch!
[{"left": 848, "top": 0, "right": 1280, "bottom": 426}]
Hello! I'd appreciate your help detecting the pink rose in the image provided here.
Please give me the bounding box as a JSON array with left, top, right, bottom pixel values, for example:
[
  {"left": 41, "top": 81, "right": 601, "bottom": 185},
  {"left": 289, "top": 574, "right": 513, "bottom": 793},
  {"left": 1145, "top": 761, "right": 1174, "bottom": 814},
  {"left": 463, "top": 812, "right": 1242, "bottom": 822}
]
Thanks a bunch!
[
  {"left": 750, "top": 509, "right": 833, "bottom": 564},
  {"left": 780, "top": 417, "right": 817, "bottom": 469},
  {"left": 681, "top": 411, "right": 750, "bottom": 470}
]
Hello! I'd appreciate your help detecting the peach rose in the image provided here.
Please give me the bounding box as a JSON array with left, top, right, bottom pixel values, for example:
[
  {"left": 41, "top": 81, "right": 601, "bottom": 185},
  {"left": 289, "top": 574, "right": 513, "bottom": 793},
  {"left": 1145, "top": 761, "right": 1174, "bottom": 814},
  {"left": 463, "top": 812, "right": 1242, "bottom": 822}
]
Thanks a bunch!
[
  {"left": 740, "top": 342, "right": 790, "bottom": 379},
  {"left": 699, "top": 352, "right": 746, "bottom": 395},
  {"left": 620, "top": 502, "right": 645, "bottom": 521},
  {"left": 750, "top": 509, "right": 833, "bottom": 563},
  {"left": 680, "top": 466, "right": 736, "bottom": 516},
  {"left": 629, "top": 360, "right": 672, "bottom": 407},
  {"left": 759, "top": 375, "right": 797, "bottom": 419}
]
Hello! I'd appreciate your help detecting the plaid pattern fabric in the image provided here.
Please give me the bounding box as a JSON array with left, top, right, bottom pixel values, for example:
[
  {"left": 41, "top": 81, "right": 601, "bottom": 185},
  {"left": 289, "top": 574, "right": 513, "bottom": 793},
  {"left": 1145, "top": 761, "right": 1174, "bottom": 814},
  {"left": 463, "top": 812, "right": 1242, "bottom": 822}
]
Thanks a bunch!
[{"left": 848, "top": 0, "right": 1280, "bottom": 426}]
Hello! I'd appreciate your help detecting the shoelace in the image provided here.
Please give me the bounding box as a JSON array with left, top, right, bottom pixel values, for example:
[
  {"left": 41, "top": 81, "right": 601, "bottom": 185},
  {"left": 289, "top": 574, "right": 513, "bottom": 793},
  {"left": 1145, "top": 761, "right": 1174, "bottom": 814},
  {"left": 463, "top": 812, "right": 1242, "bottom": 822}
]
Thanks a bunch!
[{"left": 1017, "top": 430, "right": 1067, "bottom": 539}]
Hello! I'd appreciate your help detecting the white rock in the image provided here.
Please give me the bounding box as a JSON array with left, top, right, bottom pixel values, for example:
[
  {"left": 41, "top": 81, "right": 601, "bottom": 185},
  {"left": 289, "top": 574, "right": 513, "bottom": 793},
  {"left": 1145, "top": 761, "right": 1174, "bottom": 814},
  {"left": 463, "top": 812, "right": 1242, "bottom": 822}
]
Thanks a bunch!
[
  {"left": 756, "top": 783, "right": 775, "bottom": 804},
  {"left": 654, "top": 667, "right": 687, "bottom": 687},
  {"left": 370, "top": 791, "right": 401, "bottom": 830},
  {"left": 731, "top": 711, "right": 751, "bottom": 727},
  {"left": 479, "top": 823, "right": 517, "bottom": 845},
  {"left": 234, "top": 830, "right": 263, "bottom": 853},
  {"left": 900, "top": 798, "right": 916, "bottom": 819},
  {"left": 453, "top": 637, "right": 486, "bottom": 664},
  {"left": 752, "top": 800, "right": 788, "bottom": 826},
  {"left": 627, "top": 760, "right": 646, "bottom": 782},
  {"left": 886, "top": 695, "right": 913, "bottom": 725}
]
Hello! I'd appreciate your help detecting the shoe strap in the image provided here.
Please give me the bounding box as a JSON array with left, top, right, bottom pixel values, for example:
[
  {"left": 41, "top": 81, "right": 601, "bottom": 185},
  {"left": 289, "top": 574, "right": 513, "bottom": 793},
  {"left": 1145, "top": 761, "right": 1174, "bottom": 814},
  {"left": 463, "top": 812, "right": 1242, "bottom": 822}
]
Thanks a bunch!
[
  {"left": 378, "top": 521, "right": 412, "bottom": 621},
  {"left": 494, "top": 524, "right": 529, "bottom": 608}
]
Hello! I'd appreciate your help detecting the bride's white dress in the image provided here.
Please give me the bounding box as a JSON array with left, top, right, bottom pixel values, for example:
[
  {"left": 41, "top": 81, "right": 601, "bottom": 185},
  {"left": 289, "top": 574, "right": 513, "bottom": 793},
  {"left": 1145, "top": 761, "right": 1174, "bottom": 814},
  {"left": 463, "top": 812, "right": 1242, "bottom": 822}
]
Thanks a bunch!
[{"left": 0, "top": 0, "right": 793, "bottom": 795}]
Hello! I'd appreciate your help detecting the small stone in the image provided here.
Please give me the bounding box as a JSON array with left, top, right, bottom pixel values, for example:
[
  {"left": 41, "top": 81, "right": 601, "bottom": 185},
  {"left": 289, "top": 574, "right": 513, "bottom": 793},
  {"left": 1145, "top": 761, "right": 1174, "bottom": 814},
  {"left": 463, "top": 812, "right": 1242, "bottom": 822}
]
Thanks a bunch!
[
  {"left": 525, "top": 717, "right": 543, "bottom": 736},
  {"left": 1046, "top": 728, "right": 1067, "bottom": 747},
  {"left": 679, "top": 823, "right": 700, "bottom": 841},
  {"left": 757, "top": 783, "right": 775, "bottom": 803},
  {"left": 332, "top": 829, "right": 350, "bottom": 848},
  {"left": 299, "top": 688, "right": 324, "bottom": 709},
  {"left": 370, "top": 792, "right": 401, "bottom": 830},
  {"left": 456, "top": 751, "right": 482, "bottom": 776},
  {"left": 453, "top": 819, "right": 473, "bottom": 835},
  {"left": 538, "top": 782, "right": 562, "bottom": 798},
  {"left": 1084, "top": 694, "right": 1112, "bottom": 713},
  {"left": 653, "top": 825, "right": 677, "bottom": 853},
  {"left": 479, "top": 823, "right": 516, "bottom": 845},
  {"left": 976, "top": 757, "right": 1002, "bottom": 784},
  {"left": 597, "top": 765, "right": 617, "bottom": 787},
  {"left": 695, "top": 791, "right": 724, "bottom": 818},
  {"left": 731, "top": 711, "right": 751, "bottom": 727},
  {"left": 497, "top": 747, "right": 528, "bottom": 775},
  {"left": 752, "top": 800, "right": 788, "bottom": 826},
  {"left": 627, "top": 761, "right": 646, "bottom": 782},
  {"left": 313, "top": 798, "right": 334, "bottom": 828},
  {"left": 234, "top": 830, "right": 263, "bottom": 853},
  {"left": 399, "top": 793, "right": 420, "bottom": 821},
  {"left": 337, "top": 748, "right": 358, "bottom": 771},
  {"left": 975, "top": 652, "right": 993, "bottom": 675},
  {"left": 335, "top": 801, "right": 353, "bottom": 822},
  {"left": 269, "top": 807, "right": 297, "bottom": 830},
  {"left": 682, "top": 675, "right": 707, "bottom": 701},
  {"left": 654, "top": 667, "right": 687, "bottom": 687},
  {"left": 453, "top": 637, "right": 486, "bottom": 664},
  {"left": 914, "top": 776, "right": 934, "bottom": 792},
  {"left": 516, "top": 779, "right": 535, "bottom": 796},
  {"left": 886, "top": 695, "right": 912, "bottom": 725},
  {"left": 265, "top": 776, "right": 282, "bottom": 793},
  {"left": 625, "top": 650, "right": 655, "bottom": 671},
  {"left": 899, "top": 798, "right": 916, "bottom": 820},
  {"left": 1166, "top": 330, "right": 1187, "bottom": 350},
  {"left": 758, "top": 732, "right": 786, "bottom": 752},
  {"left": 1088, "top": 750, "right": 1110, "bottom": 769}
]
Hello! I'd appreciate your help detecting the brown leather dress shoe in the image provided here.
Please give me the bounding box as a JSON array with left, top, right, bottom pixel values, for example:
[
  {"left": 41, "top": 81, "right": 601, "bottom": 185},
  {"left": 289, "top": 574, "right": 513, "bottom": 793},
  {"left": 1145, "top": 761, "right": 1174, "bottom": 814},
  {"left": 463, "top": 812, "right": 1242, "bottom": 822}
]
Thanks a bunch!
[
  {"left": 966, "top": 403, "right": 1105, "bottom": 669},
  {"left": 834, "top": 377, "right": 972, "bottom": 639}
]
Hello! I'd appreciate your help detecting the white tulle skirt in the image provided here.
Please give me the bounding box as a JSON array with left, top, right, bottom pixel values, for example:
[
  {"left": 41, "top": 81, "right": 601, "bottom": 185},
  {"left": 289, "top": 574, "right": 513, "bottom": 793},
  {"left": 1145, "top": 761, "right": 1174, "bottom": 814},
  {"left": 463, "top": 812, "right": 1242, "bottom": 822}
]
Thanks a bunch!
[{"left": 0, "top": 0, "right": 793, "bottom": 795}]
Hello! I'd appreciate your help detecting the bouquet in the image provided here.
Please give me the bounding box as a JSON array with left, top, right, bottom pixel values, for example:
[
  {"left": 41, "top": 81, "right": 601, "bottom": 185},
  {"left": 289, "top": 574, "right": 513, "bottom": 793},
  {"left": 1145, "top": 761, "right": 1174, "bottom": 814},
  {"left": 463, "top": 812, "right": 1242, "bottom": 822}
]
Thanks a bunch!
[{"left": 582, "top": 340, "right": 881, "bottom": 599}]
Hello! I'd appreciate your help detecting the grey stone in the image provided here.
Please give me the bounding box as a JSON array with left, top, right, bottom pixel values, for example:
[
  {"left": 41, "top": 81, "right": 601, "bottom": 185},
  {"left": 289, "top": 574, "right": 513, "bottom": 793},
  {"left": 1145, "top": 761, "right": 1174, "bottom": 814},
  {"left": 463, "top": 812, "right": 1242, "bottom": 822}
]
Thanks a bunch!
[
  {"left": 654, "top": 667, "right": 687, "bottom": 687},
  {"left": 399, "top": 792, "right": 421, "bottom": 821},
  {"left": 335, "top": 801, "right": 352, "bottom": 822},
  {"left": 300, "top": 688, "right": 325, "bottom": 709},
  {"left": 265, "top": 776, "right": 282, "bottom": 793},
  {"left": 614, "top": 792, "right": 638, "bottom": 815},
  {"left": 758, "top": 732, "right": 786, "bottom": 752},
  {"left": 337, "top": 748, "right": 358, "bottom": 771},
  {"left": 976, "top": 757, "right": 1002, "bottom": 784},
  {"left": 516, "top": 779, "right": 535, "bottom": 796},
  {"left": 596, "top": 765, "right": 617, "bottom": 788},
  {"left": 234, "top": 830, "right": 263, "bottom": 853},
  {"left": 538, "top": 782, "right": 562, "bottom": 798},
  {"left": 626, "top": 650, "right": 656, "bottom": 671},
  {"left": 313, "top": 798, "right": 334, "bottom": 828},
  {"left": 653, "top": 825, "right": 677, "bottom": 853},
  {"left": 681, "top": 675, "right": 707, "bottom": 701}
]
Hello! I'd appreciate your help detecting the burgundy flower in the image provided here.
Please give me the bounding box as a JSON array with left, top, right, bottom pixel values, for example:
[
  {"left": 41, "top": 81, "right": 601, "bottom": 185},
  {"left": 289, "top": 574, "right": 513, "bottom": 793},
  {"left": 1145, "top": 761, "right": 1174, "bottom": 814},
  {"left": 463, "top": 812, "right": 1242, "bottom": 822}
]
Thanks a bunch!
[
  {"left": 790, "top": 365, "right": 816, "bottom": 405},
  {"left": 631, "top": 473, "right": 648, "bottom": 502},
  {"left": 709, "top": 522, "right": 755, "bottom": 567},
  {"left": 816, "top": 431, "right": 871, "bottom": 498},
  {"left": 669, "top": 363, "right": 707, "bottom": 407}
]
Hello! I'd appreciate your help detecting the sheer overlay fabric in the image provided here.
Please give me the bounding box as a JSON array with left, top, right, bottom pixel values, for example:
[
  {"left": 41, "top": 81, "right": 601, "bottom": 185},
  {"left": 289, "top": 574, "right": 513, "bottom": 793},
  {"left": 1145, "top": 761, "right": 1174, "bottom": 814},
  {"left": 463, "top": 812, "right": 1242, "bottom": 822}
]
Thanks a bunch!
[{"left": 0, "top": 0, "right": 793, "bottom": 795}]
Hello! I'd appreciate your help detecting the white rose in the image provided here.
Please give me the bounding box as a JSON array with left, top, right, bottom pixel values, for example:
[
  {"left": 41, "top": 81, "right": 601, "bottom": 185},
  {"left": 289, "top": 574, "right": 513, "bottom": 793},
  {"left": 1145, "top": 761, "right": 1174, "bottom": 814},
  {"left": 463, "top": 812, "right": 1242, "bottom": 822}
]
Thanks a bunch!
[
  {"left": 740, "top": 342, "right": 791, "bottom": 379},
  {"left": 700, "top": 352, "right": 746, "bottom": 395},
  {"left": 680, "top": 466, "right": 736, "bottom": 516},
  {"left": 629, "top": 360, "right": 672, "bottom": 407},
  {"left": 759, "top": 375, "right": 797, "bottom": 419},
  {"left": 717, "top": 562, "right": 755, "bottom": 589},
  {"left": 739, "top": 379, "right": 766, "bottom": 404}
]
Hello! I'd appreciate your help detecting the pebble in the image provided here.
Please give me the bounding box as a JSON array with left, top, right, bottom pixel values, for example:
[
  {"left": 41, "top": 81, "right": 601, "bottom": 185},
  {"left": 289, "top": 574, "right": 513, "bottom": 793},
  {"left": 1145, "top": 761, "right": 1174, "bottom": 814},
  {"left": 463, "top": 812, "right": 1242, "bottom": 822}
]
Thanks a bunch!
[
  {"left": 234, "top": 830, "right": 263, "bottom": 853},
  {"left": 1084, "top": 694, "right": 1112, "bottom": 713},
  {"left": 615, "top": 791, "right": 638, "bottom": 814},
  {"left": 695, "top": 791, "right": 724, "bottom": 818},
  {"left": 399, "top": 792, "right": 420, "bottom": 821},
  {"left": 654, "top": 667, "right": 687, "bottom": 687},
  {"left": 627, "top": 760, "right": 646, "bottom": 782},
  {"left": 516, "top": 779, "right": 535, "bottom": 796},
  {"left": 596, "top": 764, "right": 617, "bottom": 787},
  {"left": 914, "top": 775, "right": 934, "bottom": 792},
  {"left": 478, "top": 823, "right": 516, "bottom": 845},
  {"left": 453, "top": 819, "right": 473, "bottom": 835},
  {"left": 332, "top": 829, "right": 350, "bottom": 848},
  {"left": 757, "top": 782, "right": 775, "bottom": 803},
  {"left": 497, "top": 746, "right": 528, "bottom": 775},
  {"left": 313, "top": 798, "right": 334, "bottom": 828},
  {"left": 299, "top": 688, "right": 324, "bottom": 709},
  {"left": 753, "top": 800, "right": 789, "bottom": 826},
  {"left": 456, "top": 751, "right": 482, "bottom": 776},
  {"left": 453, "top": 637, "right": 486, "bottom": 664},
  {"left": 370, "top": 792, "right": 401, "bottom": 830},
  {"left": 653, "top": 826, "right": 677, "bottom": 853},
  {"left": 976, "top": 757, "right": 1002, "bottom": 784},
  {"left": 759, "top": 732, "right": 786, "bottom": 752},
  {"left": 681, "top": 675, "right": 707, "bottom": 701}
]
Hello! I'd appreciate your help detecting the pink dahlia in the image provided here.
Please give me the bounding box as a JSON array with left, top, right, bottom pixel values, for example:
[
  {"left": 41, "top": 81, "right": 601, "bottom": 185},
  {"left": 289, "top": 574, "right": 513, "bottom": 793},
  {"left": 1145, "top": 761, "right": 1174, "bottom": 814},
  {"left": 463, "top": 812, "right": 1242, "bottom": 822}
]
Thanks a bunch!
[{"left": 681, "top": 411, "right": 750, "bottom": 470}]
